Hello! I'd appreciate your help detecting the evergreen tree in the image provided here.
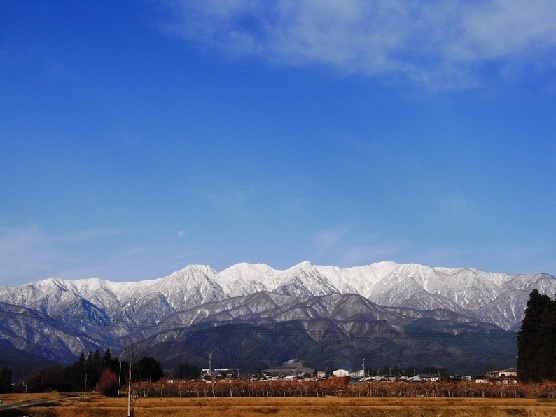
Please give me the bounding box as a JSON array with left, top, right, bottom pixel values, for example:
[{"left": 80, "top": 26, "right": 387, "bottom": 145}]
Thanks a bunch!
[
  {"left": 539, "top": 300, "right": 556, "bottom": 379},
  {"left": 172, "top": 362, "right": 201, "bottom": 380},
  {"left": 92, "top": 349, "right": 101, "bottom": 364},
  {"left": 517, "top": 289, "right": 555, "bottom": 381},
  {"left": 134, "top": 357, "right": 164, "bottom": 382},
  {"left": 103, "top": 348, "right": 112, "bottom": 363},
  {"left": 0, "top": 367, "right": 12, "bottom": 393}
]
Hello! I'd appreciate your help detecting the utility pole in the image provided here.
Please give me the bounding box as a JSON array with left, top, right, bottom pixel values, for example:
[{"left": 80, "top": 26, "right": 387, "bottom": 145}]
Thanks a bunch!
[
  {"left": 83, "top": 373, "right": 87, "bottom": 400},
  {"left": 208, "top": 352, "right": 214, "bottom": 396},
  {"left": 127, "top": 361, "right": 132, "bottom": 417},
  {"left": 126, "top": 343, "right": 135, "bottom": 417}
]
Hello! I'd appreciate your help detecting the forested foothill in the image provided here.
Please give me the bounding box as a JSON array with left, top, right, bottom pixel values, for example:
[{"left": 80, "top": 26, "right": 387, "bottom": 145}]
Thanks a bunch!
[{"left": 3, "top": 290, "right": 556, "bottom": 398}]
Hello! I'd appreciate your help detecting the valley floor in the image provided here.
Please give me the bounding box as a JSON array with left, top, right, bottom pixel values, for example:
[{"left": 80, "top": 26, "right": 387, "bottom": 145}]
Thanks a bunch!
[{"left": 2, "top": 394, "right": 556, "bottom": 417}]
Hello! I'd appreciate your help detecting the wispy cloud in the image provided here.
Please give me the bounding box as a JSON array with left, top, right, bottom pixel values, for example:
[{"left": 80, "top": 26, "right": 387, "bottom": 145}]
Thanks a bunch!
[
  {"left": 0, "top": 225, "right": 131, "bottom": 286},
  {"left": 162, "top": 0, "right": 556, "bottom": 89},
  {"left": 0, "top": 225, "right": 60, "bottom": 285},
  {"left": 415, "top": 245, "right": 555, "bottom": 275},
  {"left": 416, "top": 246, "right": 475, "bottom": 269},
  {"left": 443, "top": 194, "right": 479, "bottom": 223},
  {"left": 313, "top": 225, "right": 351, "bottom": 255},
  {"left": 313, "top": 225, "right": 404, "bottom": 266},
  {"left": 338, "top": 243, "right": 404, "bottom": 266}
]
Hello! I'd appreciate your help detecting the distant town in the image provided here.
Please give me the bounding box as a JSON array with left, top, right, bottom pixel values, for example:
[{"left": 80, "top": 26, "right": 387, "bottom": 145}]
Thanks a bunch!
[{"left": 200, "top": 359, "right": 518, "bottom": 385}]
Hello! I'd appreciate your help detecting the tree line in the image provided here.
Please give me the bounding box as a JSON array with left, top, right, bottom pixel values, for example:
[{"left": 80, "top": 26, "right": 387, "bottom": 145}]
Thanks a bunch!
[{"left": 10, "top": 348, "right": 198, "bottom": 395}]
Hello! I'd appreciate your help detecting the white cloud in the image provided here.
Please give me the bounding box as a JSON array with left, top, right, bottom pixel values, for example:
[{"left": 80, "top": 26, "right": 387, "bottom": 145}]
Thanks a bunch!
[{"left": 163, "top": 0, "right": 556, "bottom": 88}]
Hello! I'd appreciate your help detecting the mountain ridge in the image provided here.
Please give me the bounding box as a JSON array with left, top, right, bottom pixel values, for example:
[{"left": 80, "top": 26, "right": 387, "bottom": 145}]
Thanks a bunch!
[
  {"left": 0, "top": 261, "right": 552, "bottom": 374},
  {"left": 1, "top": 261, "right": 553, "bottom": 330}
]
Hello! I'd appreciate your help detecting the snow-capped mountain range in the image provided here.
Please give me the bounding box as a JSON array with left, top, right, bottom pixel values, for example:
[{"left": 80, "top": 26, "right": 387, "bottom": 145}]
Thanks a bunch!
[
  {"left": 1, "top": 261, "right": 552, "bottom": 329},
  {"left": 0, "top": 261, "right": 553, "bottom": 374}
]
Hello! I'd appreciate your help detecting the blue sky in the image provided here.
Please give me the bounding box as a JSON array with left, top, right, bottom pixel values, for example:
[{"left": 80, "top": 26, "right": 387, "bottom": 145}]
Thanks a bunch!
[{"left": 1, "top": 0, "right": 556, "bottom": 285}]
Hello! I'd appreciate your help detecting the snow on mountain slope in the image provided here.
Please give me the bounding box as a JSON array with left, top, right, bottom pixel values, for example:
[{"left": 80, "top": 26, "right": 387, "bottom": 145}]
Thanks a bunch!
[
  {"left": 148, "top": 265, "right": 224, "bottom": 310},
  {"left": 216, "top": 263, "right": 279, "bottom": 296},
  {"left": 315, "top": 262, "right": 399, "bottom": 297},
  {"left": 1, "top": 261, "right": 555, "bottom": 330},
  {"left": 0, "top": 302, "right": 102, "bottom": 361},
  {"left": 0, "top": 278, "right": 113, "bottom": 326},
  {"left": 273, "top": 261, "right": 353, "bottom": 297}
]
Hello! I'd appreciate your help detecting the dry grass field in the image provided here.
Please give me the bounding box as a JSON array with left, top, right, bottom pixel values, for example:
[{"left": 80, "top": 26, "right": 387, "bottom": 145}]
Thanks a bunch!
[{"left": 3, "top": 394, "right": 556, "bottom": 417}]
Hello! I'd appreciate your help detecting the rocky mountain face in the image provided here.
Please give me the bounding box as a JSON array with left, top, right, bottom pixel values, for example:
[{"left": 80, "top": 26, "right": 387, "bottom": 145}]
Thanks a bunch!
[{"left": 0, "top": 261, "right": 552, "bottom": 375}]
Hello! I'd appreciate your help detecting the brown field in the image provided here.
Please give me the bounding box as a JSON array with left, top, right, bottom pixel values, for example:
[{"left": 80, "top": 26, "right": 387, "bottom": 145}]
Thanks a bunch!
[{"left": 2, "top": 394, "right": 556, "bottom": 417}]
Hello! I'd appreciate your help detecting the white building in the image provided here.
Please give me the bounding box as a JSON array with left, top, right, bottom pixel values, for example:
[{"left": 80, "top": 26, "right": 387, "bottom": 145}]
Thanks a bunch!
[{"left": 333, "top": 369, "right": 349, "bottom": 377}]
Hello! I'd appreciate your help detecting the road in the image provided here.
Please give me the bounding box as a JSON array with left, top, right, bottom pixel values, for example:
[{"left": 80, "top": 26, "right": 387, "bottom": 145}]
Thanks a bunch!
[{"left": 0, "top": 396, "right": 65, "bottom": 412}]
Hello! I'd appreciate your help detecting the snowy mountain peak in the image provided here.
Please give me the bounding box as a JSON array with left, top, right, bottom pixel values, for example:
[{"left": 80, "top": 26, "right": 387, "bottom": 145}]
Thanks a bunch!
[
  {"left": 1, "top": 261, "right": 554, "bottom": 331},
  {"left": 218, "top": 262, "right": 280, "bottom": 281},
  {"left": 1, "top": 260, "right": 551, "bottom": 374},
  {"left": 216, "top": 263, "right": 279, "bottom": 297},
  {"left": 169, "top": 264, "right": 217, "bottom": 277}
]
